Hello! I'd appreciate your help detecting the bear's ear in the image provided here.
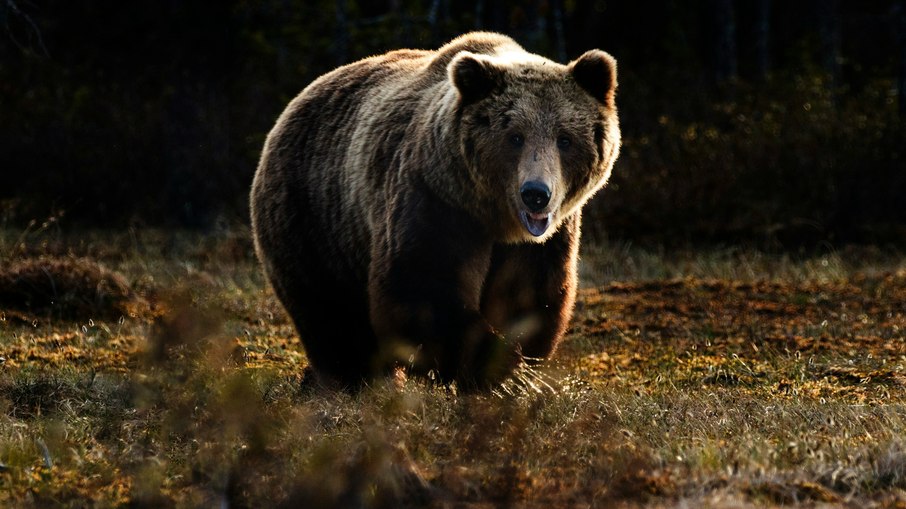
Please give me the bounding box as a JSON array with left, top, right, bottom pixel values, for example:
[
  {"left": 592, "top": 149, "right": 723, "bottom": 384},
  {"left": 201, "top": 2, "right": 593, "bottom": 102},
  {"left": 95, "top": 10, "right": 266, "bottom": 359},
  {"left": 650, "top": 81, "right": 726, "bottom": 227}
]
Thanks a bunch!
[
  {"left": 568, "top": 50, "right": 618, "bottom": 108},
  {"left": 449, "top": 52, "right": 505, "bottom": 105}
]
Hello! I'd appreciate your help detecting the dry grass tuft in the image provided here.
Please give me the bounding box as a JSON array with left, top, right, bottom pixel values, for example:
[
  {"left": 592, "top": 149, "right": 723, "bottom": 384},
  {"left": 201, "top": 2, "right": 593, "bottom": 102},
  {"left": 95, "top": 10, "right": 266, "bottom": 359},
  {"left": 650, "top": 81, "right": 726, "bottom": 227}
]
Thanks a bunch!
[{"left": 0, "top": 256, "right": 149, "bottom": 322}]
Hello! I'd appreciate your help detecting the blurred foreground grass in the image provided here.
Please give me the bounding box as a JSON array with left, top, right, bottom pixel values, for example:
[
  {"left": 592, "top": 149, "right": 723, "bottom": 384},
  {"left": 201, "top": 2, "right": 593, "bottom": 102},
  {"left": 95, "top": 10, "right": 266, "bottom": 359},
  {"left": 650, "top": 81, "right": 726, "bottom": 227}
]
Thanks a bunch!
[{"left": 0, "top": 228, "right": 904, "bottom": 508}]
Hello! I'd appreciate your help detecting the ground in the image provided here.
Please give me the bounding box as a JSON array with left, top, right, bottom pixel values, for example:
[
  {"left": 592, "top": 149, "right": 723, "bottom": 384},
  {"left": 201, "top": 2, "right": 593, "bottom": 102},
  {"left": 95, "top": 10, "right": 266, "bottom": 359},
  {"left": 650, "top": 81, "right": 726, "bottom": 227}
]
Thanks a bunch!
[{"left": 0, "top": 228, "right": 904, "bottom": 508}]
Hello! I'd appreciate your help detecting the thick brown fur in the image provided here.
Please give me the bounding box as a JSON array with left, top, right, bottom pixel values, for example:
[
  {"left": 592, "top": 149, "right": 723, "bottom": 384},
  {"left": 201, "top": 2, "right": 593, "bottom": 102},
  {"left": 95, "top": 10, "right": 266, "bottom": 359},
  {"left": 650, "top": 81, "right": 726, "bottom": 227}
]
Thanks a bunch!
[{"left": 250, "top": 32, "right": 621, "bottom": 389}]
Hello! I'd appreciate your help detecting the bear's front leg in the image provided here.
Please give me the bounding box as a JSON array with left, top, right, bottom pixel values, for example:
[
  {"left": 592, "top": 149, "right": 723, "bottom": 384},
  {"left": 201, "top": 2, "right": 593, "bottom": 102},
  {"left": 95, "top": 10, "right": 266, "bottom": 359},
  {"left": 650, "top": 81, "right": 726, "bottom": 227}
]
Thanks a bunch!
[
  {"left": 480, "top": 212, "right": 581, "bottom": 360},
  {"left": 368, "top": 191, "right": 520, "bottom": 388}
]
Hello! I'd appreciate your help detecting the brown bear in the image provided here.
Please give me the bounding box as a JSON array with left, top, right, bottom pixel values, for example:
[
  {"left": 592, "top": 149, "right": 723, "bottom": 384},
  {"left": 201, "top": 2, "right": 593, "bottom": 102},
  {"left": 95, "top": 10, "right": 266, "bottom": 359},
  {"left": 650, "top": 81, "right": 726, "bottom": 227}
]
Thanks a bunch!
[{"left": 250, "top": 32, "right": 620, "bottom": 389}]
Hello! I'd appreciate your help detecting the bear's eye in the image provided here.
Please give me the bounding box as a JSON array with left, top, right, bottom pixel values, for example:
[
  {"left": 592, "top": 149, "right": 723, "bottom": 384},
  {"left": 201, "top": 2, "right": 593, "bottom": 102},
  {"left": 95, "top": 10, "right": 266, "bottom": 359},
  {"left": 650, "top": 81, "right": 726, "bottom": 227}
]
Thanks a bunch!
[
  {"left": 557, "top": 135, "right": 571, "bottom": 150},
  {"left": 509, "top": 133, "right": 525, "bottom": 148}
]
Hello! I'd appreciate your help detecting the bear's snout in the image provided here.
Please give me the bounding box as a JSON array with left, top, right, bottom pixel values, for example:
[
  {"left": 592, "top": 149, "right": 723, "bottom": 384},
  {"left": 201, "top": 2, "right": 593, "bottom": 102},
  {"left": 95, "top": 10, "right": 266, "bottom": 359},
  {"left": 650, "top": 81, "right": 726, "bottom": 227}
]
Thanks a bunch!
[
  {"left": 520, "top": 181, "right": 551, "bottom": 213},
  {"left": 518, "top": 181, "right": 553, "bottom": 237}
]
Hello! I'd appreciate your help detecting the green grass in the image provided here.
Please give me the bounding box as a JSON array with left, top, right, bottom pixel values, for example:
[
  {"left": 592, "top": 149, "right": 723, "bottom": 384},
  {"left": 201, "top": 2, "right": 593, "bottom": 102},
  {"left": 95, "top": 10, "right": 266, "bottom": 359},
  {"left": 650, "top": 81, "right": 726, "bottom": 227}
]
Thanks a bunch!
[{"left": 0, "top": 228, "right": 904, "bottom": 507}]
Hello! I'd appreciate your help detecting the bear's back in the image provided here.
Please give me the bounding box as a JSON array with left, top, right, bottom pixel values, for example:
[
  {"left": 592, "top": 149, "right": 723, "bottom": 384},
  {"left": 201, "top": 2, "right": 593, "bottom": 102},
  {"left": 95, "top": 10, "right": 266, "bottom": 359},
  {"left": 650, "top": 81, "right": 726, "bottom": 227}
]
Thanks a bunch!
[
  {"left": 305, "top": 32, "right": 521, "bottom": 103},
  {"left": 425, "top": 31, "right": 522, "bottom": 73}
]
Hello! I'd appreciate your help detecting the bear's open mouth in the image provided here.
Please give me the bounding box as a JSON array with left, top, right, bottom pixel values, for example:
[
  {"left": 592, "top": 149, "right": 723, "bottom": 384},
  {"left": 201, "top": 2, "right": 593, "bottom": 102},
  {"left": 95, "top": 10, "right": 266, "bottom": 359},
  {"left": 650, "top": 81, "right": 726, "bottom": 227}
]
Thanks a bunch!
[{"left": 519, "top": 211, "right": 552, "bottom": 237}]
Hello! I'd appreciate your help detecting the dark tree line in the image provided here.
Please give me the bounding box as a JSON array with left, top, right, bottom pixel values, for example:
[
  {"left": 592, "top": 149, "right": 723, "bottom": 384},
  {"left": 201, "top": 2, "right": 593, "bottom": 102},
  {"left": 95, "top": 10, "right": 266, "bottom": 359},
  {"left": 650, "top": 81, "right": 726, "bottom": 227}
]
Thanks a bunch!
[
  {"left": 899, "top": 0, "right": 906, "bottom": 117},
  {"left": 2, "top": 0, "right": 905, "bottom": 246}
]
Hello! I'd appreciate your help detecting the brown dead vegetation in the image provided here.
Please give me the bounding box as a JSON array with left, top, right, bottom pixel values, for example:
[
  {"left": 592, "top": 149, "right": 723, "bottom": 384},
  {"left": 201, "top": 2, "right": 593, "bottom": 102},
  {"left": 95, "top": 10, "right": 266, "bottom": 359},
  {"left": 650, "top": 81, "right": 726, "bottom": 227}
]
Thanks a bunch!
[{"left": 0, "top": 256, "right": 149, "bottom": 322}]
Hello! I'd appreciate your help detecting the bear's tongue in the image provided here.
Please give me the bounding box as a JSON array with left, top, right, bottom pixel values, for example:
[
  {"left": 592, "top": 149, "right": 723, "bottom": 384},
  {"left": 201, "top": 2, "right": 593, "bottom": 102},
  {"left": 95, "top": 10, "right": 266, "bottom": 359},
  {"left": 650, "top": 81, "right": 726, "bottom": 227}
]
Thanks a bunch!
[{"left": 519, "top": 211, "right": 552, "bottom": 237}]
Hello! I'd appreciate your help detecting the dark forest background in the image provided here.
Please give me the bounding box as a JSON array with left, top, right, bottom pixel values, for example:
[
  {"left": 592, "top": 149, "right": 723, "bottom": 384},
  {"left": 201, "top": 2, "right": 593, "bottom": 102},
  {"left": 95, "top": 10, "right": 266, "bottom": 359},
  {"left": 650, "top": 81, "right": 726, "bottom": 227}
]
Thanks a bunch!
[{"left": 2, "top": 0, "right": 905, "bottom": 248}]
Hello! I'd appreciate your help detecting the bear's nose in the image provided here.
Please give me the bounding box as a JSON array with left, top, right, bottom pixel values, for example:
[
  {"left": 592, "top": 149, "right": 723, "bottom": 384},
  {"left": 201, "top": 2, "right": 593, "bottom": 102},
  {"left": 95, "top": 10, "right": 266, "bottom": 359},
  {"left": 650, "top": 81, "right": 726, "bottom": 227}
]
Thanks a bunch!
[{"left": 520, "top": 181, "right": 551, "bottom": 213}]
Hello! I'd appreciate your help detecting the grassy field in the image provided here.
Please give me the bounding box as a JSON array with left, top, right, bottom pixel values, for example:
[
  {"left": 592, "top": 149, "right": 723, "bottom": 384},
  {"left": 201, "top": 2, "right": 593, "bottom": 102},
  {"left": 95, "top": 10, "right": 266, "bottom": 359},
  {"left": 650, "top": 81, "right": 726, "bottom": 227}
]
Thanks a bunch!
[{"left": 0, "top": 227, "right": 904, "bottom": 508}]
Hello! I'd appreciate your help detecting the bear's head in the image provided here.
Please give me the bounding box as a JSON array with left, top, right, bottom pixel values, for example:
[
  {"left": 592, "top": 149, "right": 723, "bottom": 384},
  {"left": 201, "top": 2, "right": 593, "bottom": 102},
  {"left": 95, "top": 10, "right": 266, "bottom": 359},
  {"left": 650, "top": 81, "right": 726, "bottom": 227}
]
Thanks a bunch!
[{"left": 449, "top": 48, "right": 620, "bottom": 243}]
